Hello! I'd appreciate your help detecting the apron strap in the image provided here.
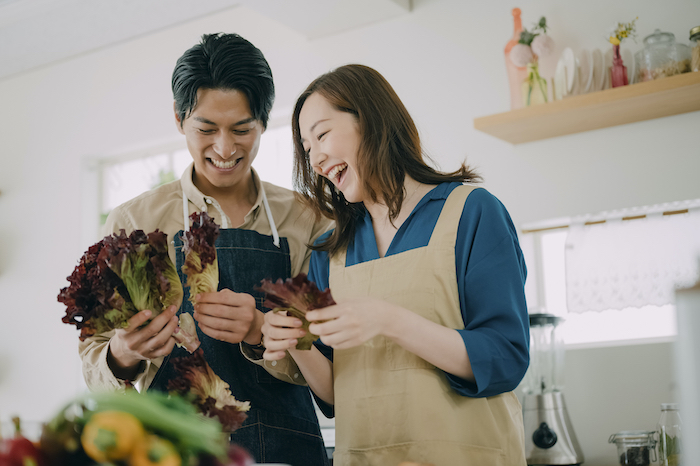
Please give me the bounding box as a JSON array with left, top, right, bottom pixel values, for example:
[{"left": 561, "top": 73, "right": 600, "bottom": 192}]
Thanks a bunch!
[
  {"left": 427, "top": 184, "right": 474, "bottom": 248},
  {"left": 260, "top": 183, "right": 280, "bottom": 248},
  {"left": 182, "top": 190, "right": 190, "bottom": 231}
]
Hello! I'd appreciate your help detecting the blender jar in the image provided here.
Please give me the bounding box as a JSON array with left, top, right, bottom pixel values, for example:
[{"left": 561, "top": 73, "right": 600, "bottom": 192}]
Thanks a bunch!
[
  {"left": 521, "top": 313, "right": 565, "bottom": 395},
  {"left": 609, "top": 431, "right": 657, "bottom": 466},
  {"left": 635, "top": 29, "right": 692, "bottom": 81}
]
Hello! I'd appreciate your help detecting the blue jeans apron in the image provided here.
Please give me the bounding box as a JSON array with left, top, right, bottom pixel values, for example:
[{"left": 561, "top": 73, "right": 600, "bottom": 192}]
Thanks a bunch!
[{"left": 149, "top": 190, "right": 329, "bottom": 466}]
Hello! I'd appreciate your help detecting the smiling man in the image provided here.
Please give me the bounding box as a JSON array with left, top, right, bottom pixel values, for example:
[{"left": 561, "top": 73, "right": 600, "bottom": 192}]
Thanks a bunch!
[{"left": 79, "top": 33, "right": 333, "bottom": 466}]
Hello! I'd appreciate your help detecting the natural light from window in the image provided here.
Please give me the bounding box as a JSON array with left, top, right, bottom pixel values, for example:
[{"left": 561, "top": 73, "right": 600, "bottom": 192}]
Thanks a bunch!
[{"left": 534, "top": 228, "right": 677, "bottom": 347}]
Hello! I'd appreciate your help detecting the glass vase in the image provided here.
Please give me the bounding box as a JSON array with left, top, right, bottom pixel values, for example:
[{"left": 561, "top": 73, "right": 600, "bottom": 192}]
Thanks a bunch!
[
  {"left": 611, "top": 44, "right": 629, "bottom": 87},
  {"left": 522, "top": 62, "right": 548, "bottom": 106}
]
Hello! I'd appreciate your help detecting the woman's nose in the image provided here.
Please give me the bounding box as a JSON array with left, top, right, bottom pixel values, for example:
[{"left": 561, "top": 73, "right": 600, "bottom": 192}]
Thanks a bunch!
[
  {"left": 214, "top": 133, "right": 237, "bottom": 159},
  {"left": 309, "top": 148, "right": 326, "bottom": 172}
]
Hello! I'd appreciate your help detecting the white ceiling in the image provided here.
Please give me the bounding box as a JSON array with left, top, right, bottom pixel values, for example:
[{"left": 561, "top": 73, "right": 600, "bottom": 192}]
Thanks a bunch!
[{"left": 0, "top": 0, "right": 411, "bottom": 81}]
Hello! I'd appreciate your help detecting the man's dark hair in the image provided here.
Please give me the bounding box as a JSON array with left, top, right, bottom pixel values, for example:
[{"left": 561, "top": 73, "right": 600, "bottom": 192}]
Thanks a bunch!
[{"left": 172, "top": 33, "right": 275, "bottom": 128}]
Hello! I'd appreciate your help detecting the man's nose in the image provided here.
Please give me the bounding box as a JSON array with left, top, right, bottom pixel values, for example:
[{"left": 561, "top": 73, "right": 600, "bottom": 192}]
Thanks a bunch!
[{"left": 214, "top": 133, "right": 237, "bottom": 159}]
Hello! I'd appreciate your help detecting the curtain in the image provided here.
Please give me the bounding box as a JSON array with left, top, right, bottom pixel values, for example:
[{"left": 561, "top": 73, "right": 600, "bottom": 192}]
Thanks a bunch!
[{"left": 565, "top": 200, "right": 700, "bottom": 313}]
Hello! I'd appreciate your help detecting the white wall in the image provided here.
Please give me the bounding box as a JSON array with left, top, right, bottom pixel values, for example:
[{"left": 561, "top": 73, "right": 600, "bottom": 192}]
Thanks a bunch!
[{"left": 1, "top": 0, "right": 699, "bottom": 463}]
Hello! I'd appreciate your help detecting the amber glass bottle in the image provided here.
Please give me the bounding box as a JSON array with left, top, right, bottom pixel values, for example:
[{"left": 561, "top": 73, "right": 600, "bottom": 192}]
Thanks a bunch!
[{"left": 505, "top": 8, "right": 528, "bottom": 110}]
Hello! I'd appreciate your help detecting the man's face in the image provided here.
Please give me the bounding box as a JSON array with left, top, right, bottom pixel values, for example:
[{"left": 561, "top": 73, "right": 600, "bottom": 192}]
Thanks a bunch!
[{"left": 176, "top": 88, "right": 264, "bottom": 196}]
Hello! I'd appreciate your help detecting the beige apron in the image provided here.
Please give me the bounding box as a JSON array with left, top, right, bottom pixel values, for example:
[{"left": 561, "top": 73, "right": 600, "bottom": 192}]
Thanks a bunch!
[{"left": 329, "top": 185, "right": 526, "bottom": 466}]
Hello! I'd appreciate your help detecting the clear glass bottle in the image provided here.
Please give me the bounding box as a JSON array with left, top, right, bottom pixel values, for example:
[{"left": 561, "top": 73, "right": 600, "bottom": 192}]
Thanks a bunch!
[
  {"left": 657, "top": 403, "right": 682, "bottom": 466},
  {"left": 690, "top": 26, "right": 700, "bottom": 72}
]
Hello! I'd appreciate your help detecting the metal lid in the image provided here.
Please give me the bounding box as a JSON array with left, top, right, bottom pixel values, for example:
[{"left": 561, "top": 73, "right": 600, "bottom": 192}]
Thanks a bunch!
[
  {"left": 529, "top": 313, "right": 563, "bottom": 327},
  {"left": 609, "top": 430, "right": 657, "bottom": 444},
  {"left": 691, "top": 25, "right": 700, "bottom": 40}
]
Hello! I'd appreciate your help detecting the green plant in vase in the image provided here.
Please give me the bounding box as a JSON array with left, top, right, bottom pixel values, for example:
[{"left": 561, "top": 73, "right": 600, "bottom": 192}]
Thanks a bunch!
[{"left": 509, "top": 16, "right": 554, "bottom": 106}]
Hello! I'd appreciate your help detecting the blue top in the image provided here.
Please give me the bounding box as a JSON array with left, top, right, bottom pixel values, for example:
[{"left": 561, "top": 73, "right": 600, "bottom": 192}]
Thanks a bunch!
[{"left": 309, "top": 183, "right": 530, "bottom": 398}]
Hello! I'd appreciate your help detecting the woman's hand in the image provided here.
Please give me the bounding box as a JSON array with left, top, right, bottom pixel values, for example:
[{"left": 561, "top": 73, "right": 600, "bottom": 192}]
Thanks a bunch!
[
  {"left": 108, "top": 305, "right": 179, "bottom": 378},
  {"left": 306, "top": 297, "right": 396, "bottom": 350},
  {"left": 260, "top": 310, "right": 306, "bottom": 361},
  {"left": 193, "top": 289, "right": 263, "bottom": 345}
]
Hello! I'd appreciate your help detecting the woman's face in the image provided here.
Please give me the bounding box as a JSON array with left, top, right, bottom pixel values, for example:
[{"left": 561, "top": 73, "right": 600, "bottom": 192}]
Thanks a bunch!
[{"left": 298, "top": 92, "right": 364, "bottom": 203}]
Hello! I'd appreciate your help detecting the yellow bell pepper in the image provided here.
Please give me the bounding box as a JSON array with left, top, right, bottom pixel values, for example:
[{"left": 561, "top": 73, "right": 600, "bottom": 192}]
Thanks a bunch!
[
  {"left": 130, "top": 434, "right": 182, "bottom": 466},
  {"left": 80, "top": 410, "right": 145, "bottom": 462}
]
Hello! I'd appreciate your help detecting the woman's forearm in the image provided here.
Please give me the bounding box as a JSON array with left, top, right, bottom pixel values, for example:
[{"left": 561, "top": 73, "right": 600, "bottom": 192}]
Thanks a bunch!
[
  {"left": 288, "top": 345, "right": 335, "bottom": 404},
  {"left": 383, "top": 303, "right": 475, "bottom": 382}
]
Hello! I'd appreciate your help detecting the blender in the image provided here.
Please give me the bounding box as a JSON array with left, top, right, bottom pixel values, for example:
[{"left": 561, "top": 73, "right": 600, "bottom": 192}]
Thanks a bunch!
[{"left": 522, "top": 313, "right": 585, "bottom": 465}]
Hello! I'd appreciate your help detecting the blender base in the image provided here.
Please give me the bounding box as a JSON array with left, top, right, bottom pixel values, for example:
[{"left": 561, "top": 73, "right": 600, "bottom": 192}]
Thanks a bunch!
[{"left": 523, "top": 392, "right": 585, "bottom": 466}]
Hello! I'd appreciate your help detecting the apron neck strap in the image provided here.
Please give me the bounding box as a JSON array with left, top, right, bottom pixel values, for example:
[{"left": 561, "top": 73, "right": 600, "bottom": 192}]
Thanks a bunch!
[{"left": 260, "top": 183, "right": 280, "bottom": 248}]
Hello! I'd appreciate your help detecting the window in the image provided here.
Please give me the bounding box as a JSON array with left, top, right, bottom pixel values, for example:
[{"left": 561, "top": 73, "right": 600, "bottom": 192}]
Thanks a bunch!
[{"left": 521, "top": 201, "right": 700, "bottom": 348}]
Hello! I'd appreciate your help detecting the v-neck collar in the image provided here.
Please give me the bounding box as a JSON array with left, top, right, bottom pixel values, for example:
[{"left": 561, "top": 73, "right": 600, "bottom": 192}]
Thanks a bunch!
[{"left": 360, "top": 184, "right": 442, "bottom": 260}]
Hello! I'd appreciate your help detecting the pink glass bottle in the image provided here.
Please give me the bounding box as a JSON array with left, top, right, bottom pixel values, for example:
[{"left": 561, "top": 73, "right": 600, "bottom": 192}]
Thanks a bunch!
[
  {"left": 610, "top": 44, "right": 629, "bottom": 87},
  {"left": 505, "top": 8, "right": 528, "bottom": 110}
]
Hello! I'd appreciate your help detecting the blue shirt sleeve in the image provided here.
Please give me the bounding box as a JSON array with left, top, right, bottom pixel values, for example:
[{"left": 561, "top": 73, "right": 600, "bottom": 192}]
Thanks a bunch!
[{"left": 448, "top": 188, "right": 530, "bottom": 397}]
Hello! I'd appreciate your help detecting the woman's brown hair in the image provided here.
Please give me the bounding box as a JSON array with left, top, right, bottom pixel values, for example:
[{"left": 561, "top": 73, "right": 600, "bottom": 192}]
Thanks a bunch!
[{"left": 292, "top": 64, "right": 481, "bottom": 257}]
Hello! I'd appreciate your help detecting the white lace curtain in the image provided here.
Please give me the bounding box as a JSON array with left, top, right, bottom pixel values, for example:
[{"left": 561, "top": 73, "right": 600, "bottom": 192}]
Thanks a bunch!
[{"left": 565, "top": 200, "right": 700, "bottom": 313}]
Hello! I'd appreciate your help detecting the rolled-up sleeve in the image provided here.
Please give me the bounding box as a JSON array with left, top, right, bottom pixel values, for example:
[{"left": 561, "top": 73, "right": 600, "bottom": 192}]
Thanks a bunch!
[{"left": 446, "top": 189, "right": 530, "bottom": 397}]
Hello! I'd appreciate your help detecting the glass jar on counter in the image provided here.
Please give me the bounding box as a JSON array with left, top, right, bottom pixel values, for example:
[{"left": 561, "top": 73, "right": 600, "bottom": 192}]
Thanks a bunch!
[
  {"left": 657, "top": 403, "right": 682, "bottom": 466},
  {"left": 690, "top": 26, "right": 700, "bottom": 72},
  {"left": 635, "top": 29, "right": 692, "bottom": 82},
  {"left": 609, "top": 431, "right": 657, "bottom": 466}
]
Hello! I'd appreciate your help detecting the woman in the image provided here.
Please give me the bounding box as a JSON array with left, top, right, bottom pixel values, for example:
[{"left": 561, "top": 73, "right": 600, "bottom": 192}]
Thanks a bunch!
[{"left": 261, "top": 64, "right": 529, "bottom": 466}]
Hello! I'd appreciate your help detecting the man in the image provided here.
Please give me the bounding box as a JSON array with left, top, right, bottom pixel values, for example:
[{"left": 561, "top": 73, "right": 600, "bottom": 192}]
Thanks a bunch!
[{"left": 79, "top": 33, "right": 332, "bottom": 466}]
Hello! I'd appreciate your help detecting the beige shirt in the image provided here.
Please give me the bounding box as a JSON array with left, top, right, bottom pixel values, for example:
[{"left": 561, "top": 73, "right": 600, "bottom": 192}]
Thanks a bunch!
[{"left": 79, "top": 164, "right": 333, "bottom": 391}]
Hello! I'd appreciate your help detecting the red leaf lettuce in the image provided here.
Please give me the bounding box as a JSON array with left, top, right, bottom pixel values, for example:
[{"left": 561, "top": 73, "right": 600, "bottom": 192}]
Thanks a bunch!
[
  {"left": 181, "top": 212, "right": 220, "bottom": 304},
  {"left": 256, "top": 273, "right": 336, "bottom": 350},
  {"left": 168, "top": 348, "right": 250, "bottom": 433}
]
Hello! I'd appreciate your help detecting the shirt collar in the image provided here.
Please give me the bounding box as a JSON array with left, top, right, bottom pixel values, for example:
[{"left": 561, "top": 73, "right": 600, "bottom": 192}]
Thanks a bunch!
[{"left": 179, "top": 162, "right": 264, "bottom": 225}]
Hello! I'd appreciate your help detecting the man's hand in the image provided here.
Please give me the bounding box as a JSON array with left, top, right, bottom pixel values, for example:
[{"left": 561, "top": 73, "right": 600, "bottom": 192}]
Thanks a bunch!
[
  {"left": 108, "top": 305, "right": 179, "bottom": 379},
  {"left": 193, "top": 289, "right": 263, "bottom": 345}
]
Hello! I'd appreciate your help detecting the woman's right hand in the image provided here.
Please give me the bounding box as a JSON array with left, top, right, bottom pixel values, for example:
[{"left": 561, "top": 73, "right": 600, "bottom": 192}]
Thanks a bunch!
[
  {"left": 260, "top": 310, "right": 306, "bottom": 361},
  {"left": 108, "top": 305, "right": 179, "bottom": 376}
]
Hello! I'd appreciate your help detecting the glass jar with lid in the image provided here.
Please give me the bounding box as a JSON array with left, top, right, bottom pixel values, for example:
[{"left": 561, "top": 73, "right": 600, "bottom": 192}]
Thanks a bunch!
[
  {"left": 690, "top": 25, "right": 700, "bottom": 72},
  {"left": 609, "top": 431, "right": 657, "bottom": 466},
  {"left": 635, "top": 29, "right": 692, "bottom": 81},
  {"left": 657, "top": 403, "right": 682, "bottom": 466}
]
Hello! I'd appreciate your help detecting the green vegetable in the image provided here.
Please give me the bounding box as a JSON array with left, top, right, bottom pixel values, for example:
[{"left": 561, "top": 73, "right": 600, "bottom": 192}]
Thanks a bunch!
[{"left": 45, "top": 391, "right": 227, "bottom": 462}]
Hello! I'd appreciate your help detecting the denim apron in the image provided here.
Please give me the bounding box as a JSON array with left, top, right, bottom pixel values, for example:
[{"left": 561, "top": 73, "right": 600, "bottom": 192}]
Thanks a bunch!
[{"left": 149, "top": 186, "right": 329, "bottom": 466}]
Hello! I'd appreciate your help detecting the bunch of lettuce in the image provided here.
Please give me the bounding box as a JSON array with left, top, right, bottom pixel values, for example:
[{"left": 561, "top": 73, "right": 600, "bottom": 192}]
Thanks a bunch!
[
  {"left": 256, "top": 273, "right": 336, "bottom": 350},
  {"left": 182, "top": 212, "right": 220, "bottom": 304},
  {"left": 58, "top": 229, "right": 199, "bottom": 352},
  {"left": 168, "top": 348, "right": 250, "bottom": 433}
]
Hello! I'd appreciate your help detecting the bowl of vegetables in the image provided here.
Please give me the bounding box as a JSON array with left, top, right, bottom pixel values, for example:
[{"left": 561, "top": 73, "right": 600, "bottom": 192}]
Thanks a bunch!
[{"left": 3, "top": 390, "right": 254, "bottom": 466}]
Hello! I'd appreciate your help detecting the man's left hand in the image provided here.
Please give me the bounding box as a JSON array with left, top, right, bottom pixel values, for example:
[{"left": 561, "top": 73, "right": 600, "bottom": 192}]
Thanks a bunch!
[{"left": 192, "top": 289, "right": 263, "bottom": 345}]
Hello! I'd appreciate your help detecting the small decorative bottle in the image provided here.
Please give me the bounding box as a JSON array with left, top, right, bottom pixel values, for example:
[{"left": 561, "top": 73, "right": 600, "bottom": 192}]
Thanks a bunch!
[
  {"left": 657, "top": 403, "right": 682, "bottom": 466},
  {"left": 610, "top": 44, "right": 629, "bottom": 87},
  {"left": 505, "top": 8, "right": 528, "bottom": 110}
]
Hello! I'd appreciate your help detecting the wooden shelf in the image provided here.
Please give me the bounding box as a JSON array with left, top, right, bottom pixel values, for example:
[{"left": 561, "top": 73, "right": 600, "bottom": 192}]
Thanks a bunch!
[{"left": 473, "top": 72, "right": 700, "bottom": 144}]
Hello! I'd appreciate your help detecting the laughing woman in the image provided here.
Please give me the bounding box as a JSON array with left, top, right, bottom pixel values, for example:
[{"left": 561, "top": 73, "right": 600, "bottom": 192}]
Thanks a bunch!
[{"left": 261, "top": 64, "right": 529, "bottom": 466}]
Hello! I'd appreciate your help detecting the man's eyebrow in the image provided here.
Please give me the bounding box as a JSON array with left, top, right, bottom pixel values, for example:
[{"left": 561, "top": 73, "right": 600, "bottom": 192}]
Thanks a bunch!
[{"left": 192, "top": 116, "right": 256, "bottom": 126}]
